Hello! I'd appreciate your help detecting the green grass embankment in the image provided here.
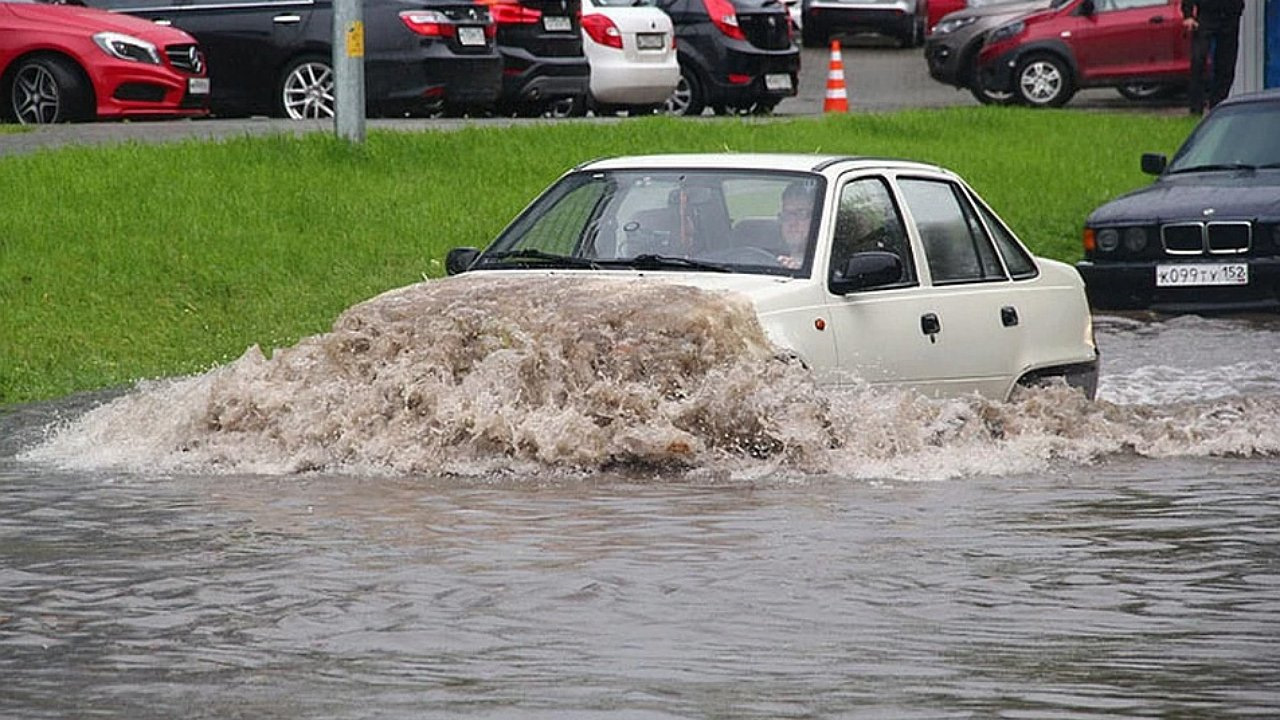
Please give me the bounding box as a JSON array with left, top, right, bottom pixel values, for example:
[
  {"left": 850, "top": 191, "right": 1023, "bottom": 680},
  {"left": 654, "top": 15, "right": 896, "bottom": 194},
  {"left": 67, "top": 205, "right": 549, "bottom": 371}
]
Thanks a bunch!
[{"left": 0, "top": 109, "right": 1196, "bottom": 405}]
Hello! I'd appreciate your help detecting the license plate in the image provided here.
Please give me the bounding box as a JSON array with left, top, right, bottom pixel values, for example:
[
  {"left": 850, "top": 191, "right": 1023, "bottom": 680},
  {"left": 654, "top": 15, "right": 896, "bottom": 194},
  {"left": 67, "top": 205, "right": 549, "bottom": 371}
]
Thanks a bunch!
[
  {"left": 1155, "top": 263, "right": 1248, "bottom": 287},
  {"left": 543, "top": 15, "right": 571, "bottom": 31},
  {"left": 636, "top": 32, "right": 666, "bottom": 49},
  {"left": 457, "top": 26, "right": 485, "bottom": 46},
  {"left": 765, "top": 73, "right": 792, "bottom": 91},
  {"left": 188, "top": 77, "right": 210, "bottom": 95}
]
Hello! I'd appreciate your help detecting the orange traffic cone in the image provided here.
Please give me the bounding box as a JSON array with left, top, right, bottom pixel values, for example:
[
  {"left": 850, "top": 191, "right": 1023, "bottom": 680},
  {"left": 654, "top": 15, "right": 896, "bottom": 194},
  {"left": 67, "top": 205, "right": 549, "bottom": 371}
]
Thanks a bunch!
[{"left": 823, "top": 40, "right": 849, "bottom": 113}]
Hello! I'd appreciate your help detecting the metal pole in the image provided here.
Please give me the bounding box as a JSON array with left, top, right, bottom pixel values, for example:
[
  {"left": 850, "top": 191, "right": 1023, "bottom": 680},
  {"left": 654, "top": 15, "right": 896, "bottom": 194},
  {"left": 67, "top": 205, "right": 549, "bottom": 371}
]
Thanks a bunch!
[{"left": 333, "top": 0, "right": 366, "bottom": 142}]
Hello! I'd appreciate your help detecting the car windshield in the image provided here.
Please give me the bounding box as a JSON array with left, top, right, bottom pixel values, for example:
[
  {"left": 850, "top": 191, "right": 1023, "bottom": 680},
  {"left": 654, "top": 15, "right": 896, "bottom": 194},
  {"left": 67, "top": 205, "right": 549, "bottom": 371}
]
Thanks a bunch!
[
  {"left": 1166, "top": 101, "right": 1280, "bottom": 174},
  {"left": 477, "top": 169, "right": 826, "bottom": 277}
]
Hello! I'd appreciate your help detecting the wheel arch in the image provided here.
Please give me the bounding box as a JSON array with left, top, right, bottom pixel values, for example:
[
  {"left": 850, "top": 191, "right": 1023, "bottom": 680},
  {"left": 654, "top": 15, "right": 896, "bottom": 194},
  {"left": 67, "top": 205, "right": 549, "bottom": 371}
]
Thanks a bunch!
[
  {"left": 0, "top": 49, "right": 98, "bottom": 119},
  {"left": 1008, "top": 40, "right": 1079, "bottom": 84}
]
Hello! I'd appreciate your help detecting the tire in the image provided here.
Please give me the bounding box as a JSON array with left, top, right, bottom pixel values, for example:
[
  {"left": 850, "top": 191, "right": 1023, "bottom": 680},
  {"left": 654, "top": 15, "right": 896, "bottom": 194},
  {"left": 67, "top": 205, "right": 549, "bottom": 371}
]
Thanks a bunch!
[
  {"left": 6, "top": 55, "right": 92, "bottom": 124},
  {"left": 1013, "top": 53, "right": 1074, "bottom": 108},
  {"left": 968, "top": 75, "right": 1016, "bottom": 106},
  {"left": 543, "top": 95, "right": 587, "bottom": 118},
  {"left": 663, "top": 66, "right": 705, "bottom": 117},
  {"left": 714, "top": 100, "right": 778, "bottom": 116},
  {"left": 1117, "top": 83, "right": 1174, "bottom": 101},
  {"left": 278, "top": 55, "right": 334, "bottom": 119}
]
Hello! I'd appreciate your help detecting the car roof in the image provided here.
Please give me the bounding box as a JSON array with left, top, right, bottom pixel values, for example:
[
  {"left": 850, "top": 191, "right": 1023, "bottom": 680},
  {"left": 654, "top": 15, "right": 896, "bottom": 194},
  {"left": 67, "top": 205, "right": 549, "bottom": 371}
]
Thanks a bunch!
[
  {"left": 1216, "top": 87, "right": 1280, "bottom": 108},
  {"left": 576, "top": 153, "right": 950, "bottom": 176}
]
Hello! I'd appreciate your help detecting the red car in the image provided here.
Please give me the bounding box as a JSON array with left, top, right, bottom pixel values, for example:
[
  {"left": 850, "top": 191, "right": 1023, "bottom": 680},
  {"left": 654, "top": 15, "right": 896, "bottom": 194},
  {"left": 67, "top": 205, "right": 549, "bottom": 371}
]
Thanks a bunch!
[
  {"left": 0, "top": 0, "right": 209, "bottom": 123},
  {"left": 975, "top": 0, "right": 1189, "bottom": 107}
]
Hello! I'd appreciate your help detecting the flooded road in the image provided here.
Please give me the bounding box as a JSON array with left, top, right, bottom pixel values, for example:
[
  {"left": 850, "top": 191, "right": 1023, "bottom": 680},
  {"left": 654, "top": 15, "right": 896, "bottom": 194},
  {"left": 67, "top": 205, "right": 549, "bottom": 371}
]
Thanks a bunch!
[{"left": 3, "top": 307, "right": 1279, "bottom": 718}]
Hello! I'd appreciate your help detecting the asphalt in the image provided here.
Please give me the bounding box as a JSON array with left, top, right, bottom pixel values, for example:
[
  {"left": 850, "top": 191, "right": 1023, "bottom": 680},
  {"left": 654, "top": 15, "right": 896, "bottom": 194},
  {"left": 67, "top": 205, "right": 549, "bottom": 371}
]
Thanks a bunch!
[{"left": 0, "top": 39, "right": 1185, "bottom": 157}]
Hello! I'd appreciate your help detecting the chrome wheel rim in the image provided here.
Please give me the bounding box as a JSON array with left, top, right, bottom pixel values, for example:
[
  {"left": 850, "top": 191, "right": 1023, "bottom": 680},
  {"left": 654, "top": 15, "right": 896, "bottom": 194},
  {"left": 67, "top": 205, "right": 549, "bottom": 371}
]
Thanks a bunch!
[
  {"left": 664, "top": 76, "right": 692, "bottom": 116},
  {"left": 1018, "top": 61, "right": 1062, "bottom": 105},
  {"left": 12, "top": 64, "right": 61, "bottom": 124},
  {"left": 282, "top": 62, "right": 334, "bottom": 119}
]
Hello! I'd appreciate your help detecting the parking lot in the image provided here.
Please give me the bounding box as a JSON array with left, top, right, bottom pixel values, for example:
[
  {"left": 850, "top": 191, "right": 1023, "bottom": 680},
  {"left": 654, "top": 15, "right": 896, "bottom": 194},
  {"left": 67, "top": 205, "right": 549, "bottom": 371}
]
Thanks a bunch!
[{"left": 0, "top": 36, "right": 1184, "bottom": 156}]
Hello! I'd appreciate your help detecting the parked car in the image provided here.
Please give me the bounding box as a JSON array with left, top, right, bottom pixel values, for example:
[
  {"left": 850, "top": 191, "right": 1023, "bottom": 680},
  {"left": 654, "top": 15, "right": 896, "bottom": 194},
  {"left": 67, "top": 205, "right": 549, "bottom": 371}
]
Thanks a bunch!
[
  {"left": 924, "top": 0, "right": 965, "bottom": 37},
  {"left": 975, "top": 0, "right": 1189, "bottom": 107},
  {"left": 580, "top": 0, "right": 678, "bottom": 115},
  {"left": 800, "top": 0, "right": 926, "bottom": 48},
  {"left": 1077, "top": 89, "right": 1280, "bottom": 312},
  {"left": 76, "top": 0, "right": 502, "bottom": 118},
  {"left": 924, "top": 0, "right": 1049, "bottom": 104},
  {"left": 658, "top": 0, "right": 799, "bottom": 116},
  {"left": 1, "top": 0, "right": 207, "bottom": 123},
  {"left": 481, "top": 0, "right": 591, "bottom": 116},
  {"left": 444, "top": 153, "right": 1100, "bottom": 400}
]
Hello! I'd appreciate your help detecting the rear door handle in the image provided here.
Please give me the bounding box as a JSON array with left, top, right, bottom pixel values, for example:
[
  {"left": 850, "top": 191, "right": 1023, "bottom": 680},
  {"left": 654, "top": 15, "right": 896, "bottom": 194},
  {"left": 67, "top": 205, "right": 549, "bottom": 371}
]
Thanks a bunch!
[
  {"left": 920, "top": 313, "right": 941, "bottom": 343},
  {"left": 1001, "top": 305, "right": 1019, "bottom": 327},
  {"left": 1149, "top": 15, "right": 1165, "bottom": 23},
  {"left": 152, "top": 18, "right": 172, "bottom": 25},
  {"left": 274, "top": 13, "right": 302, "bottom": 23}
]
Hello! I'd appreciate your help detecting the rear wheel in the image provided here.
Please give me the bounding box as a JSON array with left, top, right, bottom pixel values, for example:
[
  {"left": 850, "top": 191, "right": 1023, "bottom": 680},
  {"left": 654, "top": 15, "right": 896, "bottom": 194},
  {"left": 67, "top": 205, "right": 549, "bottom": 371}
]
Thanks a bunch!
[
  {"left": 1117, "top": 83, "right": 1175, "bottom": 101},
  {"left": 7, "top": 55, "right": 92, "bottom": 124},
  {"left": 1013, "top": 53, "right": 1074, "bottom": 108},
  {"left": 663, "top": 67, "right": 705, "bottom": 117},
  {"left": 278, "top": 56, "right": 334, "bottom": 119}
]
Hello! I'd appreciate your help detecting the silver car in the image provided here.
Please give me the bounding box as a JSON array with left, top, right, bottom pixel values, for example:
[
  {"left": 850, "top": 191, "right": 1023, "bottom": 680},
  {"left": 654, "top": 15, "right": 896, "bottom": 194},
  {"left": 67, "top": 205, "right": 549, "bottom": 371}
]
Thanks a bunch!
[{"left": 801, "top": 0, "right": 926, "bottom": 48}]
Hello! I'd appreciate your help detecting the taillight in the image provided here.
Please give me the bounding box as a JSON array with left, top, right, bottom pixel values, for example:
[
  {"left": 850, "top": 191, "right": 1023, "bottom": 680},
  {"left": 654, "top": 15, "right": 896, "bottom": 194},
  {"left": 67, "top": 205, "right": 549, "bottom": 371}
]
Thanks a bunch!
[
  {"left": 701, "top": 0, "right": 743, "bottom": 40},
  {"left": 399, "top": 10, "right": 455, "bottom": 37},
  {"left": 489, "top": 1, "right": 542, "bottom": 24},
  {"left": 581, "top": 13, "right": 622, "bottom": 49}
]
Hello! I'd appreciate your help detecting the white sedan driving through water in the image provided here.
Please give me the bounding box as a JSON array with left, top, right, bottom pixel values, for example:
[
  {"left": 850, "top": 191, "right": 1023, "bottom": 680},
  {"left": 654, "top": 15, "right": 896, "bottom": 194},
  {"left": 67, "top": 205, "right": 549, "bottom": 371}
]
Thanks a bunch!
[{"left": 446, "top": 154, "right": 1099, "bottom": 400}]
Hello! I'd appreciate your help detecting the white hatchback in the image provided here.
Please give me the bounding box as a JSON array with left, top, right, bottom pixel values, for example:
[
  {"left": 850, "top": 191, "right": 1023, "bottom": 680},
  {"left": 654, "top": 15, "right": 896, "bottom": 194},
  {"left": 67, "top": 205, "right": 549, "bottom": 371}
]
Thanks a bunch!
[
  {"left": 446, "top": 154, "right": 1099, "bottom": 400},
  {"left": 580, "top": 0, "right": 679, "bottom": 113}
]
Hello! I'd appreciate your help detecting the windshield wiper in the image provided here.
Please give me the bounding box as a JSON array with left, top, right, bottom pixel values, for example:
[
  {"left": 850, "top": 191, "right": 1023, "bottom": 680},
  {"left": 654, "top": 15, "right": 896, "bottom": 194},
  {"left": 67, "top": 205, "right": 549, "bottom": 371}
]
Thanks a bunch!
[
  {"left": 1167, "top": 162, "right": 1255, "bottom": 174},
  {"left": 478, "top": 248, "right": 600, "bottom": 269},
  {"left": 610, "top": 254, "right": 733, "bottom": 272}
]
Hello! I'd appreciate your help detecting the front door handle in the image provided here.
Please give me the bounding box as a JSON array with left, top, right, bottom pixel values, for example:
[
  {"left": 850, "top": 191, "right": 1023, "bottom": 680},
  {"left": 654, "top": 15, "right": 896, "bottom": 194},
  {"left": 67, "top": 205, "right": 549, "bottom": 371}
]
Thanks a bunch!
[
  {"left": 1001, "top": 305, "right": 1019, "bottom": 327},
  {"left": 920, "top": 313, "right": 941, "bottom": 343},
  {"left": 274, "top": 13, "right": 302, "bottom": 23}
]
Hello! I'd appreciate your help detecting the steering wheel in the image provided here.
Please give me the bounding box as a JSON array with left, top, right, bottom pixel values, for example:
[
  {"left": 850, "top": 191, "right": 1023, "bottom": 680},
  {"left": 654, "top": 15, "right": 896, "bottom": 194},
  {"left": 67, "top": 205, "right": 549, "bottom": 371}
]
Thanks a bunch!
[{"left": 703, "top": 245, "right": 783, "bottom": 265}]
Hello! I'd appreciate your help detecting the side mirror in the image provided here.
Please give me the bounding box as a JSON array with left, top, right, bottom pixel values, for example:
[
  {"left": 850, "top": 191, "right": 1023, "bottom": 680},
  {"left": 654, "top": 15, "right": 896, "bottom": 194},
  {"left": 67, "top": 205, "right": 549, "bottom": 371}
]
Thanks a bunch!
[
  {"left": 1078, "top": 0, "right": 1094, "bottom": 15},
  {"left": 445, "top": 247, "right": 481, "bottom": 275},
  {"left": 829, "top": 251, "right": 904, "bottom": 295},
  {"left": 1140, "top": 153, "right": 1167, "bottom": 175}
]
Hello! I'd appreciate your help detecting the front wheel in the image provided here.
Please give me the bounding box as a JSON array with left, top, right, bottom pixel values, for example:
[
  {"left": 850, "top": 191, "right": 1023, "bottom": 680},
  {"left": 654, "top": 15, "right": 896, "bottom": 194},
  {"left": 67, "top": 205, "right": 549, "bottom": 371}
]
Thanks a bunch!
[
  {"left": 1013, "top": 53, "right": 1074, "bottom": 108},
  {"left": 278, "top": 56, "right": 334, "bottom": 119},
  {"left": 7, "top": 55, "right": 92, "bottom": 124},
  {"left": 1117, "top": 83, "right": 1175, "bottom": 101},
  {"left": 968, "top": 73, "right": 1016, "bottom": 106}
]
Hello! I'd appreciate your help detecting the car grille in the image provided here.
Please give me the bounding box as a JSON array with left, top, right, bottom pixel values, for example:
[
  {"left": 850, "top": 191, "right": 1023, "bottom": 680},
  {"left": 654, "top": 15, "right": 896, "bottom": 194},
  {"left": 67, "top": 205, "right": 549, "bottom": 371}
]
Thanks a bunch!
[
  {"left": 739, "top": 12, "right": 791, "bottom": 50},
  {"left": 165, "top": 44, "right": 205, "bottom": 75},
  {"left": 1161, "top": 221, "right": 1251, "bottom": 255}
]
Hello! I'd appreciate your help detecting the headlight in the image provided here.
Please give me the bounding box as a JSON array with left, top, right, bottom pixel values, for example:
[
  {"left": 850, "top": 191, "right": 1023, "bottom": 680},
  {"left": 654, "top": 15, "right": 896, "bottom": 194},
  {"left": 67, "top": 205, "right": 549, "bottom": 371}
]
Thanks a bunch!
[
  {"left": 933, "top": 16, "right": 976, "bottom": 35},
  {"left": 1123, "top": 227, "right": 1148, "bottom": 252},
  {"left": 987, "top": 20, "right": 1025, "bottom": 43},
  {"left": 92, "top": 32, "right": 161, "bottom": 65},
  {"left": 1096, "top": 228, "right": 1119, "bottom": 252}
]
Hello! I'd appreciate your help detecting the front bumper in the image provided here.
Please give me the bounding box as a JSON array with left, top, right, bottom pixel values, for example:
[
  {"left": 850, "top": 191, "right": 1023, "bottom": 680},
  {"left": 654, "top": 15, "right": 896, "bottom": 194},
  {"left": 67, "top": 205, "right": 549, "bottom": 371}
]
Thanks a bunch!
[
  {"left": 924, "top": 38, "right": 964, "bottom": 86},
  {"left": 1076, "top": 258, "right": 1280, "bottom": 311},
  {"left": 976, "top": 47, "right": 1018, "bottom": 94},
  {"left": 91, "top": 62, "right": 209, "bottom": 119}
]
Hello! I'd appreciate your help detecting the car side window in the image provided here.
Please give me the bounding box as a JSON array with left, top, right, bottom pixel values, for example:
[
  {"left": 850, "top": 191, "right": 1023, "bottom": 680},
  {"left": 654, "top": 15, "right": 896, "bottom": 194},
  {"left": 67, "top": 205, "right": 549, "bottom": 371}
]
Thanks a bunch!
[
  {"left": 897, "top": 178, "right": 1006, "bottom": 285},
  {"left": 970, "top": 195, "right": 1038, "bottom": 280},
  {"left": 829, "top": 177, "right": 915, "bottom": 288},
  {"left": 1097, "top": 0, "right": 1167, "bottom": 10}
]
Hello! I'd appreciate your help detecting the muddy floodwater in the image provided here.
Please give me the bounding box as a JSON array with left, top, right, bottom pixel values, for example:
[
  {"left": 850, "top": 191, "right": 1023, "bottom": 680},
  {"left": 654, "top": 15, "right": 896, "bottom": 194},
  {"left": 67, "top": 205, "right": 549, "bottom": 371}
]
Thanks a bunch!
[{"left": 3, "top": 278, "right": 1278, "bottom": 718}]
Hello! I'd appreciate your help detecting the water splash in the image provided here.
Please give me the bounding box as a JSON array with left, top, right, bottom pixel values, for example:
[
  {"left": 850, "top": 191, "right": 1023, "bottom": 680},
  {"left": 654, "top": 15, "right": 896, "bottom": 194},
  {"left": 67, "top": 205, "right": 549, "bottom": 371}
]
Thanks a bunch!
[{"left": 19, "top": 276, "right": 1280, "bottom": 479}]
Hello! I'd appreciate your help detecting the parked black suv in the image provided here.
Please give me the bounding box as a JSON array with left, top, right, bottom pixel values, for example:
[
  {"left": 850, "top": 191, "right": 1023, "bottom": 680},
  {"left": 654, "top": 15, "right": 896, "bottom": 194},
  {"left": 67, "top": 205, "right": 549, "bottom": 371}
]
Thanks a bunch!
[
  {"left": 657, "top": 0, "right": 799, "bottom": 115},
  {"left": 73, "top": 0, "right": 503, "bottom": 118},
  {"left": 483, "top": 0, "right": 591, "bottom": 116}
]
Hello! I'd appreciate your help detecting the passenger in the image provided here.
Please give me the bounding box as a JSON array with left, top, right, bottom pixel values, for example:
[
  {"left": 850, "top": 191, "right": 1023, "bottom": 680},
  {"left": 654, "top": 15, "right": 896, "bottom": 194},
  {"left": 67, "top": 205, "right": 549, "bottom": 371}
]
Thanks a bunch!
[{"left": 776, "top": 182, "right": 815, "bottom": 269}]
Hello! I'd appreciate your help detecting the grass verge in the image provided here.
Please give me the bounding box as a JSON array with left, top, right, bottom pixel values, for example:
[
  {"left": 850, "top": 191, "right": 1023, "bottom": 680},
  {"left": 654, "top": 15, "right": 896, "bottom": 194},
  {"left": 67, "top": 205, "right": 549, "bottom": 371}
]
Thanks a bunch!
[{"left": 0, "top": 108, "right": 1196, "bottom": 405}]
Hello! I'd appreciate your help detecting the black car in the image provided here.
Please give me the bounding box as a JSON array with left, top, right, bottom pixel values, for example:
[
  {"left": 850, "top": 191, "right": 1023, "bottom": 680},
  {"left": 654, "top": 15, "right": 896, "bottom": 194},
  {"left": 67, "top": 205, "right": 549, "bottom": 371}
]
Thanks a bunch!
[
  {"left": 1077, "top": 89, "right": 1280, "bottom": 312},
  {"left": 657, "top": 0, "right": 798, "bottom": 115},
  {"left": 485, "top": 0, "right": 591, "bottom": 116},
  {"left": 76, "top": 0, "right": 503, "bottom": 118}
]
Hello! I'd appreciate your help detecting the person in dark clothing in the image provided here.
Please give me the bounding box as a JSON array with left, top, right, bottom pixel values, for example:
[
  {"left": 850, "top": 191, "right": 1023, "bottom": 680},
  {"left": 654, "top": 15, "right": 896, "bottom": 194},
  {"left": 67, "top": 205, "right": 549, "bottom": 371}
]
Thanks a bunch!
[{"left": 1182, "top": 0, "right": 1245, "bottom": 114}]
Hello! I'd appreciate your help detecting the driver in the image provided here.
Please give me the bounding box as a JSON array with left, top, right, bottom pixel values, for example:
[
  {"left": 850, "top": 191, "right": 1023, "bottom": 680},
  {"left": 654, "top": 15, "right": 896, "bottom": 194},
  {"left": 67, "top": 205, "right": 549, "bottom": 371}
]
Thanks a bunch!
[{"left": 776, "top": 181, "right": 815, "bottom": 269}]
